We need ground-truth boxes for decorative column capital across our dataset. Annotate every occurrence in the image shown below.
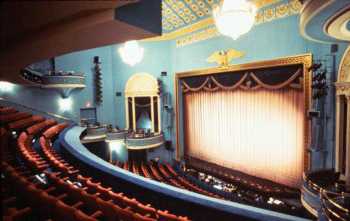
[335,82,350,96]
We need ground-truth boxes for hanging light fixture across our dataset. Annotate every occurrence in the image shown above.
[118,40,144,66]
[213,0,257,40]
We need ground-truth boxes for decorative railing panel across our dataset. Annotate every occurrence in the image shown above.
[126,134,164,149]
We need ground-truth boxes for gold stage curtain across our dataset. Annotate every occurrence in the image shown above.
[184,88,304,188]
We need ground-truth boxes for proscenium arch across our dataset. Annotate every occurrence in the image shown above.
[124,73,161,133]
[174,54,312,174]
[335,45,350,185]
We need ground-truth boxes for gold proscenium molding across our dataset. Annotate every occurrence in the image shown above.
[174,53,313,172]
[206,49,245,68]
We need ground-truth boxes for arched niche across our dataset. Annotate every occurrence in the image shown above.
[125,73,161,134]
[335,45,350,185]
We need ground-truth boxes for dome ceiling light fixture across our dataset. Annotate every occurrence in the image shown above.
[213,0,257,40]
[118,40,144,66]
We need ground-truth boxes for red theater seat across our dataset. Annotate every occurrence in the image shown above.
[0,112,31,124]
[8,115,45,130]
[158,210,190,221]
[3,207,32,221]
[74,210,99,221]
[119,207,135,221]
[135,203,158,218]
[96,197,125,221]
[134,212,157,221]
[0,107,17,115]
[26,119,57,135]
[53,200,78,221]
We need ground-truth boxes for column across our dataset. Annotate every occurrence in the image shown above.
[157,95,161,133]
[335,95,341,173]
[125,97,129,130]
[150,96,155,133]
[132,96,136,131]
[346,95,350,186]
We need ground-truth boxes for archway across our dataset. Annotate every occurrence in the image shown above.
[124,73,161,134]
[335,45,350,185]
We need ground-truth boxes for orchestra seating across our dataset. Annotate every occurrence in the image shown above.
[1,106,190,221]
[115,161,220,199]
[184,156,299,198]
[113,159,312,217]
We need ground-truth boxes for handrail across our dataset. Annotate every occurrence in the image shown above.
[320,188,350,221]
[321,189,350,213]
[0,97,73,122]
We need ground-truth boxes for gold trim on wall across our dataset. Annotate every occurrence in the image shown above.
[174,53,312,172]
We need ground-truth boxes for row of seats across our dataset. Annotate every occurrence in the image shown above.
[1,106,190,221]
[2,127,34,221]
[0,106,17,114]
[185,157,299,198]
[26,119,57,136]
[0,112,32,124]
[8,115,45,130]
[116,161,220,199]
[38,131,190,220]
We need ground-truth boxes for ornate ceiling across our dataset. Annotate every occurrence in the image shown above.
[153,0,302,46]
[162,0,282,33]
[300,0,350,43]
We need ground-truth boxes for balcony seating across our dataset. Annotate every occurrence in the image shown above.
[0,112,31,124]
[43,122,69,139]
[0,107,17,114]
[1,107,190,221]
[26,119,56,135]
[2,168,33,221]
[8,115,45,130]
[40,134,79,176]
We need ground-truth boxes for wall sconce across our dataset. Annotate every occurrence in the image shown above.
[0,81,15,93]
[58,97,72,112]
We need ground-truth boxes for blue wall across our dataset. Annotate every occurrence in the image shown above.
[55,45,116,125]
[110,41,173,130]
[1,4,348,168]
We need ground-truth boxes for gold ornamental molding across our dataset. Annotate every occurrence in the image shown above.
[206,49,245,67]
[324,6,350,42]
[335,82,350,96]
[338,45,350,82]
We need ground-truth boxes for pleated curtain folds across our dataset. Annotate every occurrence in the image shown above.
[184,88,304,188]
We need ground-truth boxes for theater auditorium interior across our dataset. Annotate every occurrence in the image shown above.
[0,0,349,220]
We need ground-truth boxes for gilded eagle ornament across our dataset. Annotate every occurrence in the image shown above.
[206,49,245,67]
